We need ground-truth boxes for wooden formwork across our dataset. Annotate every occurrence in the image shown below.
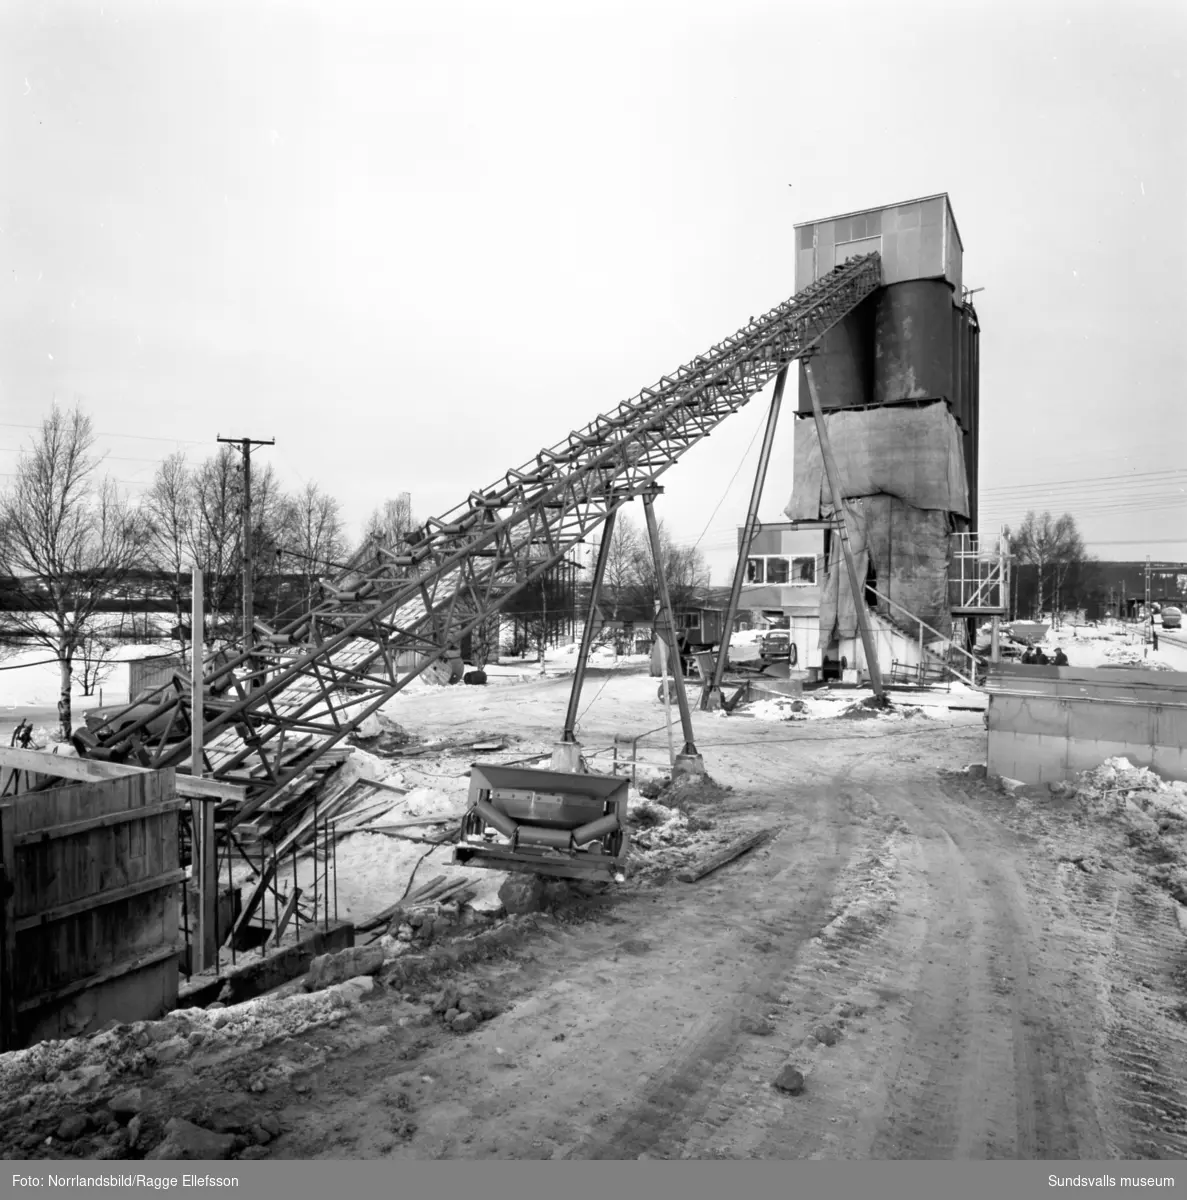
[0,770,184,1050]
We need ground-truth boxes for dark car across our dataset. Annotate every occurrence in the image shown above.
[78,671,237,753]
[758,630,792,661]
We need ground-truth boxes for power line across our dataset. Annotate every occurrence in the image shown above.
[980,468,1187,495]
[0,421,206,445]
[0,446,174,465]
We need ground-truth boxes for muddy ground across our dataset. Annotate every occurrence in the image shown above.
[3,669,1186,1161]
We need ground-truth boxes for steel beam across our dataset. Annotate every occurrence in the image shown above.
[703,364,789,710]
[562,505,620,743]
[803,360,885,700]
[82,255,882,808]
[641,490,699,759]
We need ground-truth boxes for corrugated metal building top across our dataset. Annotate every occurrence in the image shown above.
[794,193,963,298]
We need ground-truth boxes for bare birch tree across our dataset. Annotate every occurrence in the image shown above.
[281,481,348,609]
[144,451,195,665]
[0,405,148,739]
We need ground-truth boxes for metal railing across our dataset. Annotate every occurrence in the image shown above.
[949,531,1010,613]
[866,585,981,689]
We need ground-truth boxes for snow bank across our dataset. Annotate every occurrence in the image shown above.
[1069,756,1187,825]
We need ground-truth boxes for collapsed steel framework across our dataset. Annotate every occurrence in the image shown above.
[79,254,883,827]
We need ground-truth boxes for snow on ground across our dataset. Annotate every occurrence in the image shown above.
[736,683,985,724]
[0,642,174,710]
[1065,755,1187,826]
[1004,619,1184,673]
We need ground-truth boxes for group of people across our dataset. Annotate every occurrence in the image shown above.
[1021,645,1068,666]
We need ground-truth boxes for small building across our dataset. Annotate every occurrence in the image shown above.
[737,522,825,671]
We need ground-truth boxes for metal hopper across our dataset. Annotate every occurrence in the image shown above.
[453,763,630,880]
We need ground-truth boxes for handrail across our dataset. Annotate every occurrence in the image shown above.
[866,585,981,689]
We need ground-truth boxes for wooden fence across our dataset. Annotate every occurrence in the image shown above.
[0,769,184,1050]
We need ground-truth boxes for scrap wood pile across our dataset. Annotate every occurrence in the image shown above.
[221,732,512,861]
[357,873,480,944]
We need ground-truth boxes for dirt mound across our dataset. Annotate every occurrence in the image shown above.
[839,695,893,721]
[659,773,731,811]
[1071,757,1187,826]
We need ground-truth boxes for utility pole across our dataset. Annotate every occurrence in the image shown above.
[1145,556,1152,643]
[217,435,274,688]
[190,564,217,972]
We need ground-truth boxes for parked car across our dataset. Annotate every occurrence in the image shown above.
[1161,606,1182,630]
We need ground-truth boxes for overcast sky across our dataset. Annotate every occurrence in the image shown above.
[2,0,1184,584]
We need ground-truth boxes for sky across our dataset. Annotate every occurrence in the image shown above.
[2,0,1185,587]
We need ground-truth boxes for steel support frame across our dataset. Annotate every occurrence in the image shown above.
[703,364,790,710]
[562,505,620,743]
[83,255,883,816]
[803,360,886,700]
[641,489,698,758]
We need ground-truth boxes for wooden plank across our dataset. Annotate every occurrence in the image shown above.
[0,749,245,803]
[0,804,16,1051]
[360,815,455,832]
[14,942,180,1013]
[675,829,772,884]
[13,799,184,846]
[358,777,409,795]
[264,888,301,950]
[14,868,187,933]
[230,781,358,941]
[355,874,449,932]
[331,796,402,835]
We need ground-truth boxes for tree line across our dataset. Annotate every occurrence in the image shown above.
[0,404,715,738]
[0,404,419,739]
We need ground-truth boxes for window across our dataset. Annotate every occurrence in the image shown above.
[745,554,818,586]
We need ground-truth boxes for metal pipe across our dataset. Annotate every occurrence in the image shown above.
[259,843,267,957]
[313,795,320,930]
[181,855,191,981]
[705,365,789,709]
[804,361,885,700]
[332,821,338,924]
[572,812,619,846]
[292,845,299,943]
[225,839,233,971]
[641,491,699,755]
[563,506,620,741]
[474,799,518,841]
[516,826,576,850]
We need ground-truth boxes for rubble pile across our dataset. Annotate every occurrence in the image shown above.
[624,793,721,886]
[1062,757,1187,827]
[0,977,378,1160]
[1052,757,1187,909]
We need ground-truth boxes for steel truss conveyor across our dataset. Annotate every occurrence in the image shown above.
[80,254,882,827]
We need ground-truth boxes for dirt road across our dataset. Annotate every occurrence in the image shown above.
[5,671,1185,1162]
[243,713,1187,1161]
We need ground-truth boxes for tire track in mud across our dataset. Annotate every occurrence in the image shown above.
[1056,865,1187,1160]
[560,764,868,1160]
[693,811,934,1161]
[871,782,1109,1159]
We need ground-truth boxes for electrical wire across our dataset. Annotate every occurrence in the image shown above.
[690,410,766,551]
[399,828,460,901]
[0,421,207,446]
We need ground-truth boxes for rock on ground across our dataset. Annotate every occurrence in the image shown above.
[304,944,385,993]
[145,1118,237,1161]
[773,1065,805,1095]
[499,874,546,915]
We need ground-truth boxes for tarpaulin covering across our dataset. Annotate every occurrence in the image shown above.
[816,496,953,649]
[785,401,970,522]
